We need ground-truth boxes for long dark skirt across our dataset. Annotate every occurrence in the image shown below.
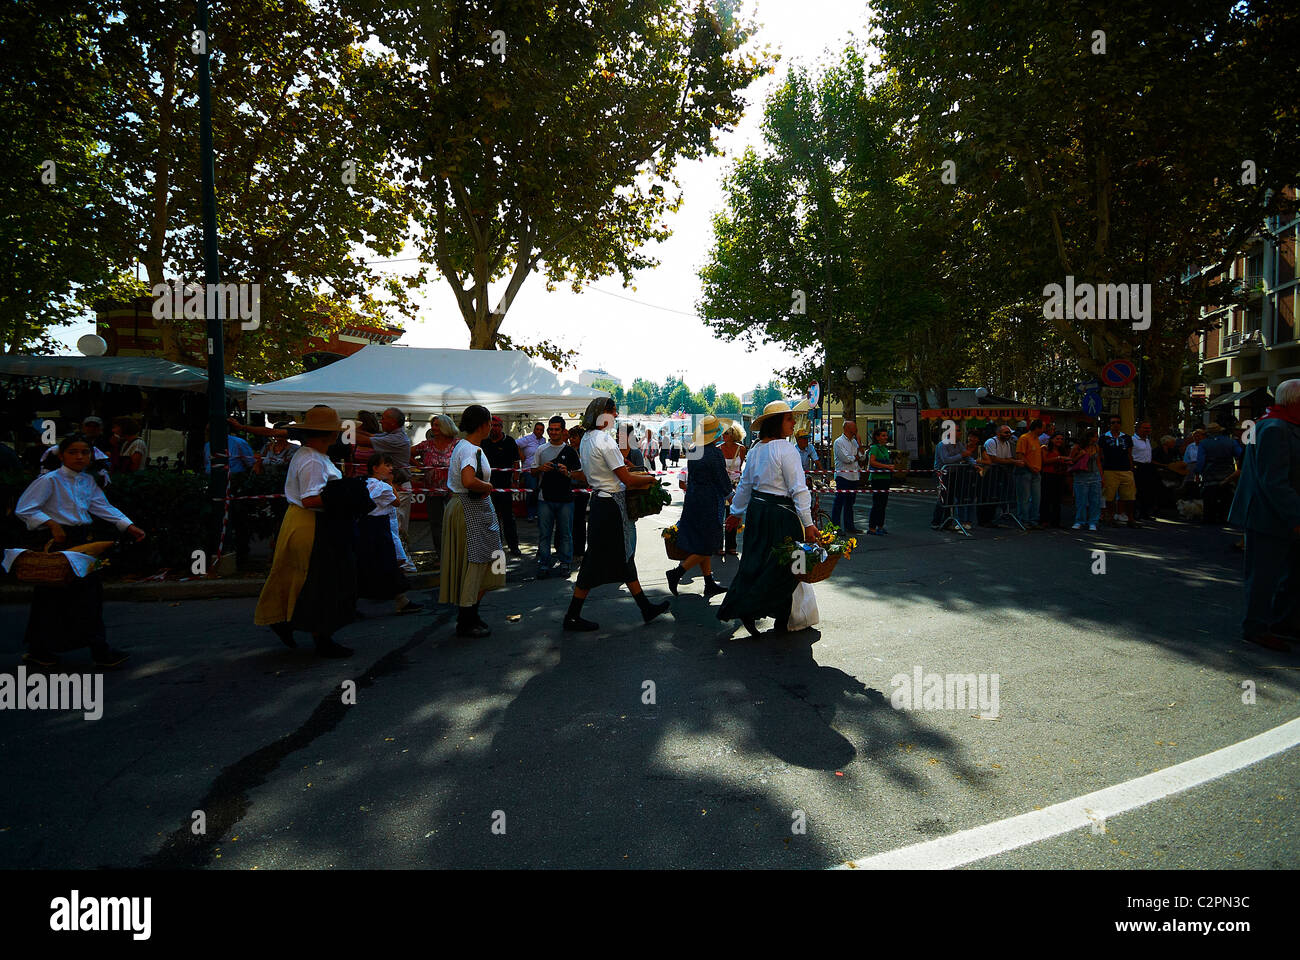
[23,525,107,654]
[293,511,359,637]
[717,492,801,624]
[576,495,636,590]
[355,514,409,601]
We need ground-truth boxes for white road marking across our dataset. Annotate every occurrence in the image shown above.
[839,716,1300,870]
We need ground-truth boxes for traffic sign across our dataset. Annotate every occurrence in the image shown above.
[1082,390,1103,416]
[1101,359,1137,387]
[1075,379,1101,394]
[808,381,820,408]
[1100,385,1133,399]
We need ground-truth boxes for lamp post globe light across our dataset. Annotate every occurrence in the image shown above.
[77,334,108,357]
[846,365,865,383]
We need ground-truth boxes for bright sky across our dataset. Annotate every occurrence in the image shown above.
[58,1,874,397]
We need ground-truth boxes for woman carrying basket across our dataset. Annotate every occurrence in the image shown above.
[718,400,818,637]
[563,397,671,632]
[13,434,146,667]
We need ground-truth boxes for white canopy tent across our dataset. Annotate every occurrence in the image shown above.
[246,344,607,418]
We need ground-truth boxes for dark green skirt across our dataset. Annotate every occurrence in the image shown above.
[717,492,802,623]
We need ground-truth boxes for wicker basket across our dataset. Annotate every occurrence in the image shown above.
[796,553,841,584]
[11,542,75,586]
[9,540,114,587]
[664,540,688,561]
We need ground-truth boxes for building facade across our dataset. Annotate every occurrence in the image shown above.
[1194,188,1299,422]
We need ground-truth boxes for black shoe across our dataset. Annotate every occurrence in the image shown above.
[455,623,491,638]
[313,638,353,658]
[508,547,522,558]
[666,566,683,596]
[271,623,297,648]
[740,617,761,637]
[563,615,599,632]
[92,647,130,668]
[641,599,670,624]
[397,600,423,614]
[773,617,790,634]
[702,579,727,599]
[22,651,59,669]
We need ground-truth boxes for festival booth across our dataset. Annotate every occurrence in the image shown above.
[246,345,608,519]
[0,354,251,468]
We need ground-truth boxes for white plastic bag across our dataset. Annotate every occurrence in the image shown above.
[788,582,820,630]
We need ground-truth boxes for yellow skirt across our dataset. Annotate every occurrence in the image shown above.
[254,504,316,625]
[439,496,505,606]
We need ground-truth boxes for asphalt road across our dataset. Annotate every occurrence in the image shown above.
[2,486,1297,869]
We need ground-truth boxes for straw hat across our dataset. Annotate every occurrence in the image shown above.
[693,415,732,446]
[286,405,343,434]
[751,398,810,426]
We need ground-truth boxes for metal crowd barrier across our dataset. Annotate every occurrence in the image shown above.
[934,463,1023,537]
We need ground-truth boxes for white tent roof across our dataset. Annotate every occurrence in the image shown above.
[246,344,607,417]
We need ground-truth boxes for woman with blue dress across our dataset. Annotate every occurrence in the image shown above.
[666,415,731,599]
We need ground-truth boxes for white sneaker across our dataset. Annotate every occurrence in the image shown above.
[1072,522,1083,529]
[1115,513,1129,523]
[1088,524,1099,531]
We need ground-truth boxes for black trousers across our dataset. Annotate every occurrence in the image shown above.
[1041,472,1067,527]
[490,489,519,551]
[23,525,111,656]
[427,493,446,555]
[1203,481,1234,525]
[572,490,589,556]
[1133,463,1159,519]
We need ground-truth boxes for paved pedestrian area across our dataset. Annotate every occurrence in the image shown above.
[2,489,1297,869]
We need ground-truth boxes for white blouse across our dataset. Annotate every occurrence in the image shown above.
[447,440,488,494]
[581,429,627,497]
[730,439,813,527]
[284,447,341,510]
[15,466,133,531]
[365,476,397,517]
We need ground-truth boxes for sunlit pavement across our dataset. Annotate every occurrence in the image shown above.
[3,488,1297,869]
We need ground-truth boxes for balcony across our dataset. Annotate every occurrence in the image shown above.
[1231,275,1267,297]
[1220,329,1263,355]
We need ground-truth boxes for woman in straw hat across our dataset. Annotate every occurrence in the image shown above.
[563,396,671,631]
[666,415,731,599]
[254,405,359,658]
[719,424,747,555]
[440,404,506,638]
[718,399,818,636]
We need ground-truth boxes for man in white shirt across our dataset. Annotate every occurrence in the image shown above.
[1131,421,1157,521]
[796,431,820,476]
[831,421,862,532]
[979,424,1021,526]
[1183,429,1205,478]
[517,421,546,520]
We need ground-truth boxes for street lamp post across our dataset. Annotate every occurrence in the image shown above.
[198,0,229,563]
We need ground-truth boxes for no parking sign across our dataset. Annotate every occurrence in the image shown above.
[1101,359,1137,387]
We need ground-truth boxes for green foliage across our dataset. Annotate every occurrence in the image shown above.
[0,2,118,355]
[102,469,214,574]
[871,0,1300,423]
[355,0,773,350]
[715,391,743,415]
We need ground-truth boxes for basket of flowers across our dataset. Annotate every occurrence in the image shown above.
[772,523,856,583]
[661,524,689,561]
